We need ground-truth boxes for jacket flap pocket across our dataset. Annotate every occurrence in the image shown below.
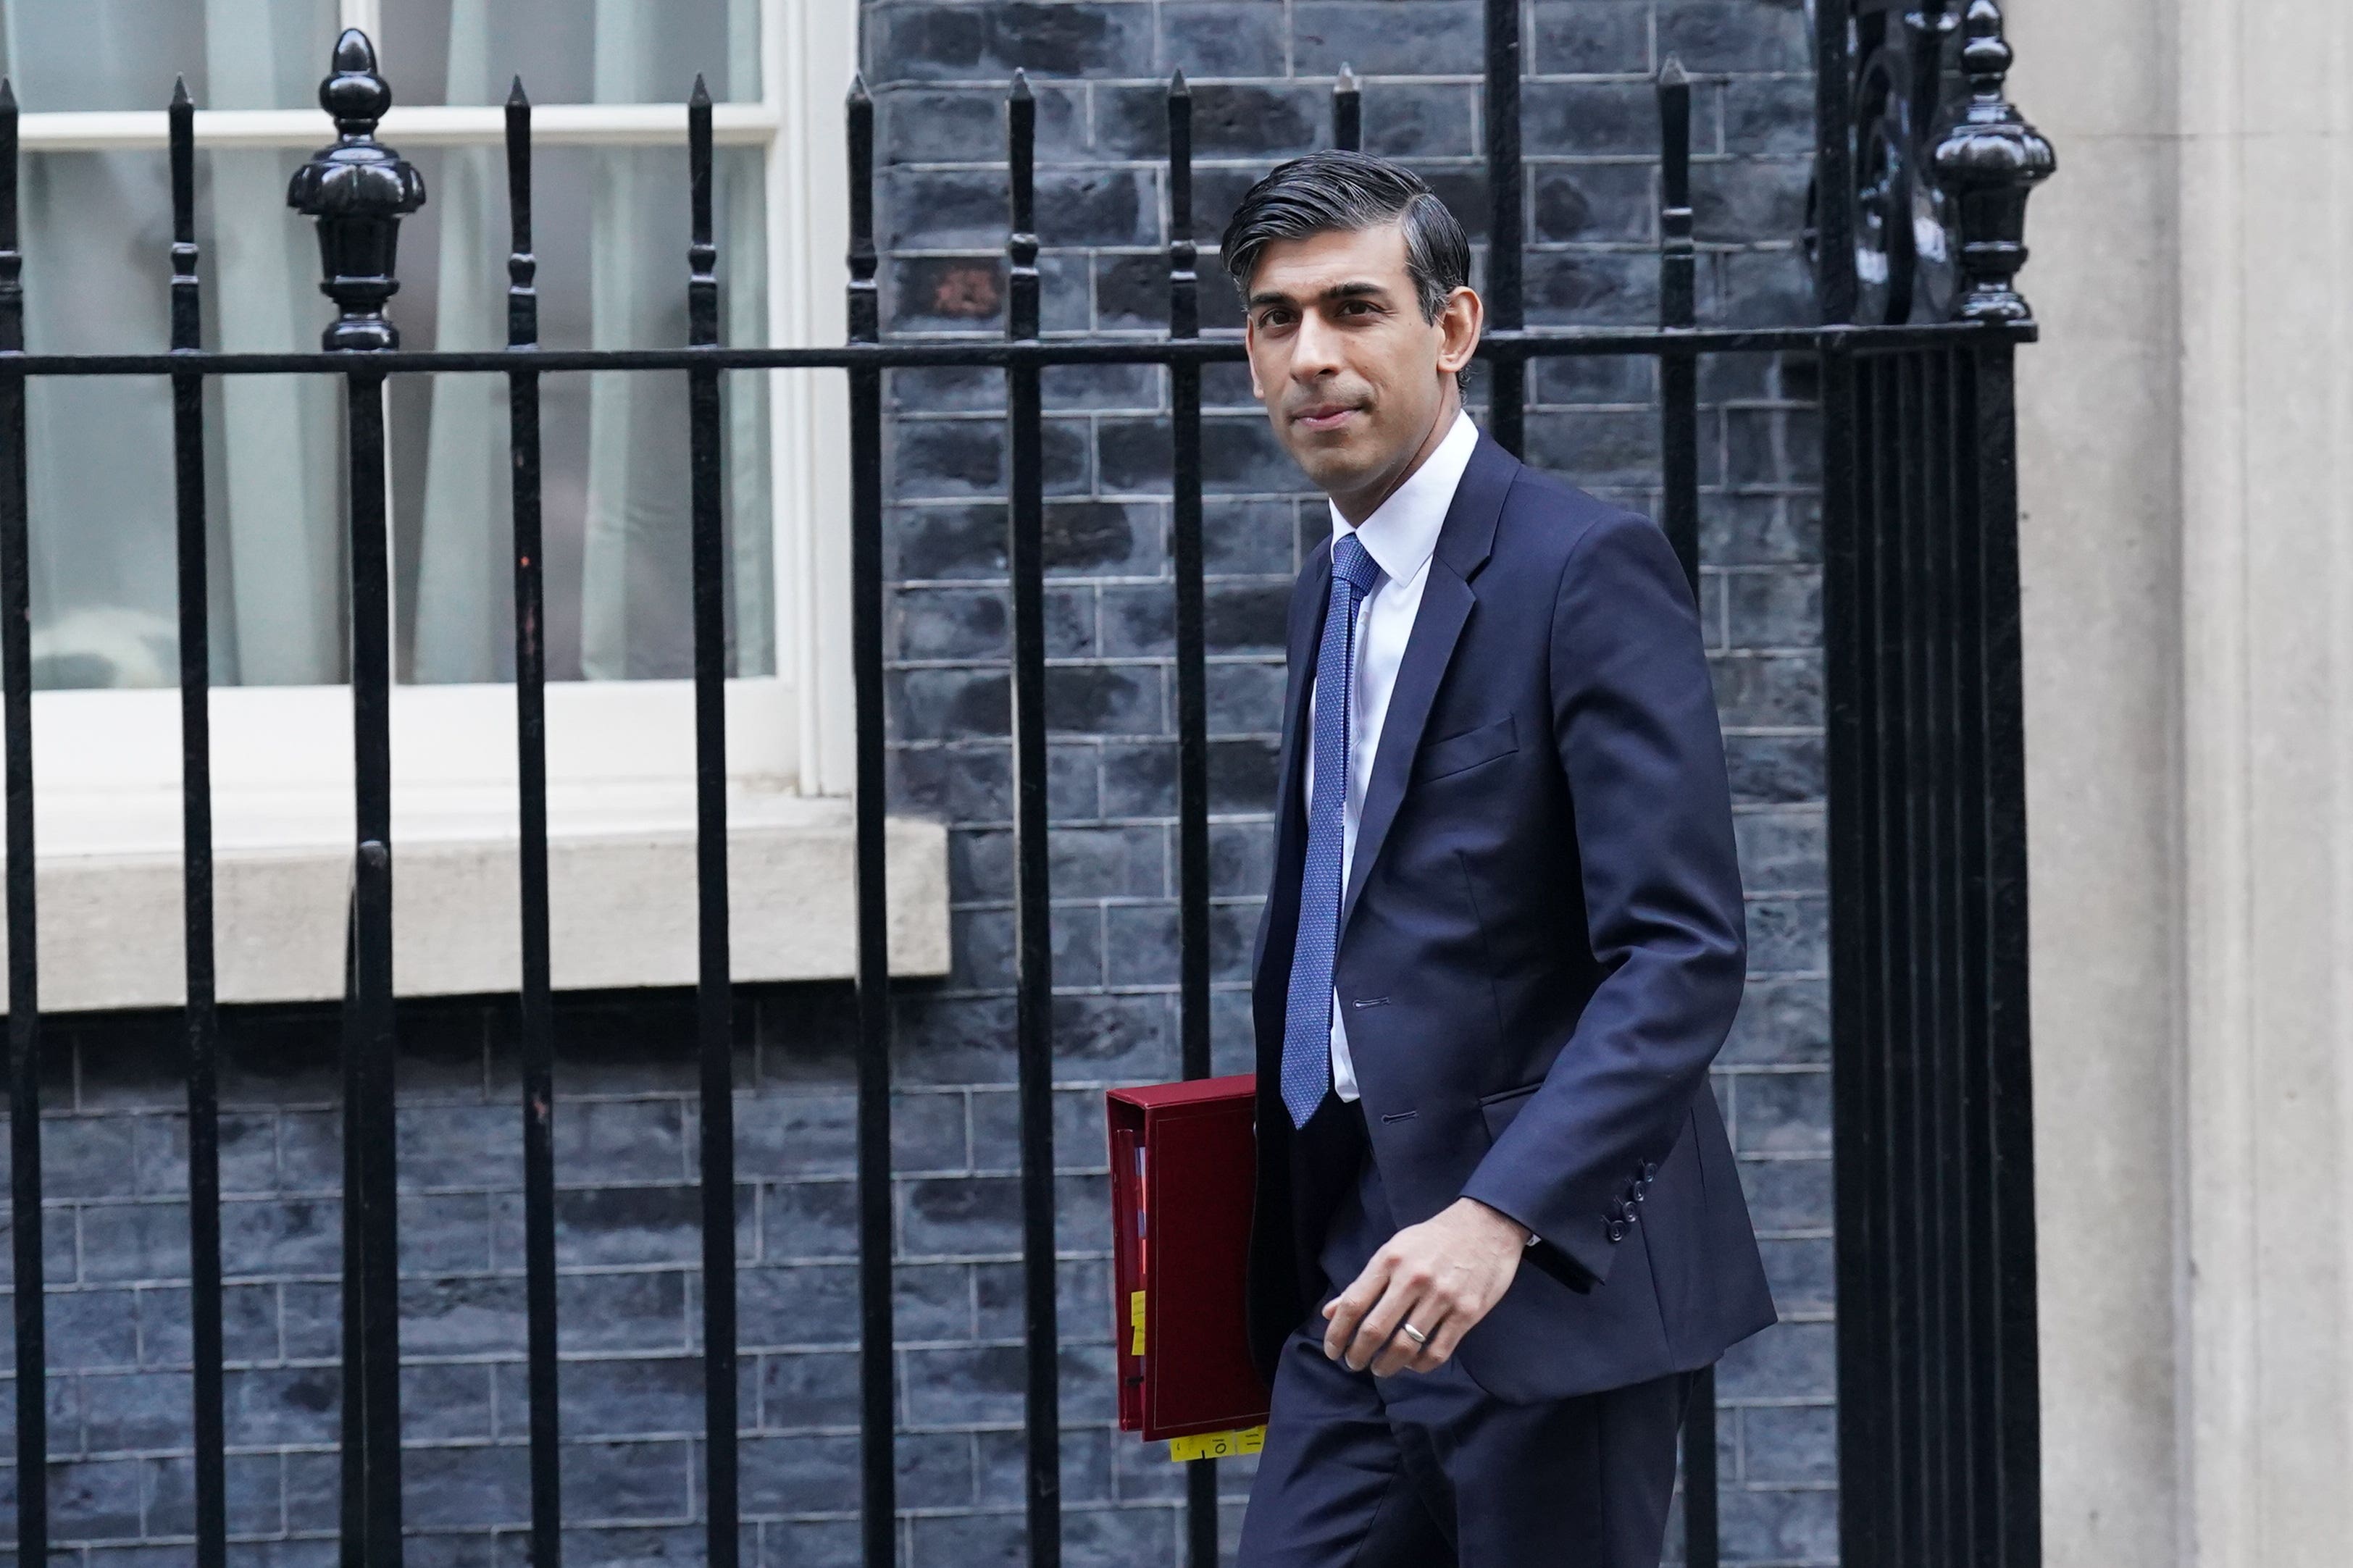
[1477,1079,1542,1139]
[1415,715,1518,782]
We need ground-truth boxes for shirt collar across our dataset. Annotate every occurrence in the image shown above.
[1329,410,1479,587]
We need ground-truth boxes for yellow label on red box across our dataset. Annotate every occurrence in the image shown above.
[1168,1425,1266,1462]
[1129,1290,1145,1355]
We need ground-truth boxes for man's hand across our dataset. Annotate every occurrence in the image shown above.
[1321,1197,1531,1376]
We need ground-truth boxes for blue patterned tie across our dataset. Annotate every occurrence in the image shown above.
[1282,534,1381,1129]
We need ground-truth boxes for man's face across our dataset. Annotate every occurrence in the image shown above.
[1242,221,1481,516]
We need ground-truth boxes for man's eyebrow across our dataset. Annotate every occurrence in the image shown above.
[1245,280,1393,310]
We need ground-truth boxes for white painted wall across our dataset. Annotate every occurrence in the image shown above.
[2005,0,2353,1561]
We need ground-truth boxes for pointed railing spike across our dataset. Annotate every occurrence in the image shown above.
[172,75,191,109]
[690,72,711,108]
[1168,69,1196,340]
[1657,56,1694,332]
[1333,64,1361,153]
[845,73,877,344]
[1011,67,1032,101]
[507,74,527,108]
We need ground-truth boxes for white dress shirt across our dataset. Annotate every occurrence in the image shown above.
[1304,410,1480,1102]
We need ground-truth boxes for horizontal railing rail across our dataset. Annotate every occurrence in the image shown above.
[0,321,2023,378]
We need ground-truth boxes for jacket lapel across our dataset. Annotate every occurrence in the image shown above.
[1340,434,1516,928]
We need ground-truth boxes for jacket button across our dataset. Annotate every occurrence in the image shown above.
[1607,1221,1627,1243]
[1632,1186,1645,1204]
[1643,1161,1658,1181]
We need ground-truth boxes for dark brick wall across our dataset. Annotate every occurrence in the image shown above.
[0,4,1831,1565]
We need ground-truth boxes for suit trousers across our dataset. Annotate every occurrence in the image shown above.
[1235,1093,1693,1568]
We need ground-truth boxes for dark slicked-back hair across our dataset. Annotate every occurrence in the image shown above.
[1221,151,1474,388]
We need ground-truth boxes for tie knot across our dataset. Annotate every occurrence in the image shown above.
[1332,533,1379,596]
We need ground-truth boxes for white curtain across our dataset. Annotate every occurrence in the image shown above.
[409,0,506,682]
[413,0,771,683]
[204,0,346,687]
[1,0,769,690]
[4,0,343,689]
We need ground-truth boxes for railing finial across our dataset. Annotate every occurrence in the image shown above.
[1930,0,2054,324]
[287,29,425,351]
[319,27,392,137]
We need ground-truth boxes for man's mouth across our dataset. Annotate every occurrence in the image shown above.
[1292,403,1361,432]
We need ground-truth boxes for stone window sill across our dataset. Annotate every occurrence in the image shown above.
[1,787,948,1013]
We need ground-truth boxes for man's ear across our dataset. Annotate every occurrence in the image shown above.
[1437,285,1484,380]
[1245,318,1266,401]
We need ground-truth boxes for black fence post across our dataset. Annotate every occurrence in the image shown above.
[1164,67,1226,1568]
[845,70,901,1568]
[1483,0,1524,456]
[1652,60,1720,1566]
[285,31,424,1564]
[0,70,45,1568]
[168,75,229,1568]
[1821,331,1872,1568]
[1004,70,1063,1568]
[503,73,566,1568]
[680,75,744,1568]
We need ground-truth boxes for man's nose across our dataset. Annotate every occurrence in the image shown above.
[1290,312,1345,380]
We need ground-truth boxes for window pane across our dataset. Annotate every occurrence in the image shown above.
[388,143,772,684]
[376,0,760,107]
[19,138,773,692]
[0,0,340,112]
[22,147,348,692]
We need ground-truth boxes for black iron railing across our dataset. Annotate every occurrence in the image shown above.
[0,3,2051,1565]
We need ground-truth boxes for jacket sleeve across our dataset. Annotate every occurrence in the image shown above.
[1456,508,1747,1288]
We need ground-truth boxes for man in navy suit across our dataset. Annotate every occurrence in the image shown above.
[1228,153,1776,1567]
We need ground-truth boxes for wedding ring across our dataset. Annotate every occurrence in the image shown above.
[1400,1322,1428,1346]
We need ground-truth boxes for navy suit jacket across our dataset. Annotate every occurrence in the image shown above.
[1246,432,1776,1404]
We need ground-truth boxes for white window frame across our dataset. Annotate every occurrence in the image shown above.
[0,0,935,1008]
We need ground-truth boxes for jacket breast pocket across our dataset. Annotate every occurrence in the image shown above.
[1413,715,1518,784]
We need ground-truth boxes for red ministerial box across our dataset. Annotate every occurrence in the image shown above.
[1106,1073,1271,1442]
